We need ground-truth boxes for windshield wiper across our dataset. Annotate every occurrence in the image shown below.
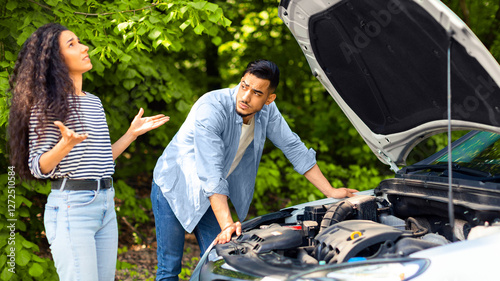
[401,164,491,178]
[477,175,500,182]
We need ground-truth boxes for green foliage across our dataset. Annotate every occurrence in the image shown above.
[0,0,230,279]
[1,0,500,278]
[221,0,392,216]
[179,253,199,281]
[114,179,150,224]
[0,173,58,280]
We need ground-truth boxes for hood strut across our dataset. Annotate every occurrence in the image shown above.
[446,28,456,242]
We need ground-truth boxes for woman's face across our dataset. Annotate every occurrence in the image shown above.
[58,30,92,75]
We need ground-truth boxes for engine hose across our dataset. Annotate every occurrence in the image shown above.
[320,201,354,232]
[297,248,319,265]
[406,217,429,237]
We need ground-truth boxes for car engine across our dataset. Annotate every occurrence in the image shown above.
[213,185,500,277]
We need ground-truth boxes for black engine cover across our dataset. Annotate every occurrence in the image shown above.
[313,220,407,263]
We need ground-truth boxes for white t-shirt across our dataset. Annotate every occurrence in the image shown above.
[227,117,255,178]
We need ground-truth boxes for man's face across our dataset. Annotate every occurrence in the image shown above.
[236,73,276,124]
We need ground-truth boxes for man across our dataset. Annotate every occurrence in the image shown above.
[151,59,357,281]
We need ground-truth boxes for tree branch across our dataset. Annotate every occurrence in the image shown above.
[73,3,160,16]
[27,0,51,11]
[121,216,150,246]
[27,0,160,17]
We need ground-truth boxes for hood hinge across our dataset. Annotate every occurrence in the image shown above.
[378,150,399,173]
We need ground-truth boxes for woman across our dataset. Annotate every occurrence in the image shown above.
[8,23,169,280]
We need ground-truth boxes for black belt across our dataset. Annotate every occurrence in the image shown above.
[51,178,113,191]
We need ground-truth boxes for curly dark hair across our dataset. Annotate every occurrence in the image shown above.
[8,23,77,180]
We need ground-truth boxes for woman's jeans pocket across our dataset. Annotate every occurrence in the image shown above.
[43,205,59,245]
[67,190,97,207]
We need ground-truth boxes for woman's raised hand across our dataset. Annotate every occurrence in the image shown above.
[127,108,170,137]
[54,121,88,148]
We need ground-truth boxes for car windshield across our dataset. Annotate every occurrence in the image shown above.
[432,131,500,176]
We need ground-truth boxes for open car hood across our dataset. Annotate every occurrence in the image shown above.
[279,0,500,169]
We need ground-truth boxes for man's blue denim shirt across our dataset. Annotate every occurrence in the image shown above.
[153,85,317,232]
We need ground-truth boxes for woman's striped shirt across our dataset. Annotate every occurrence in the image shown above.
[28,92,115,179]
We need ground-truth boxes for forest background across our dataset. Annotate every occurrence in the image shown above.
[0,0,499,280]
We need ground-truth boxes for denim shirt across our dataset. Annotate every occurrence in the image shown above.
[153,85,316,232]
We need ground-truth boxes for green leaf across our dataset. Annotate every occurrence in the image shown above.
[189,1,207,10]
[179,6,189,15]
[45,0,60,6]
[109,44,123,56]
[17,27,36,46]
[70,0,85,7]
[193,24,205,35]
[123,80,136,90]
[22,196,32,208]
[16,250,31,266]
[208,9,222,23]
[0,254,6,268]
[175,100,191,112]
[123,31,134,41]
[223,18,232,27]
[17,220,27,231]
[211,36,222,46]
[34,181,51,195]
[0,27,9,40]
[149,16,161,24]
[179,20,191,31]
[163,12,174,23]
[31,255,45,263]
[124,69,138,79]
[6,0,18,11]
[22,239,36,249]
[28,263,44,277]
[125,41,138,53]
[205,3,219,13]
[148,29,162,40]
[18,207,30,217]
[0,267,14,281]
[153,39,163,49]
[120,54,132,63]
[117,22,130,32]
[137,25,148,36]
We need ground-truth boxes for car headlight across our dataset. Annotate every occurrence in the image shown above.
[291,259,429,281]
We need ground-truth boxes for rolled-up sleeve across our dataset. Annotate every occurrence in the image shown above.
[265,103,317,175]
[28,112,59,179]
[194,102,231,198]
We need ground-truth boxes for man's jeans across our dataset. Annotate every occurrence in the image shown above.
[151,181,220,281]
[44,187,118,281]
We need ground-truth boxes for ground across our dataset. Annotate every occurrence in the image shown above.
[115,233,201,281]
[113,179,202,280]
[37,208,201,281]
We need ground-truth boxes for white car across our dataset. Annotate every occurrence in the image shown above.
[191,0,500,280]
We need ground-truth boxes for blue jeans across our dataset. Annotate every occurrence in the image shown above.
[151,181,220,281]
[44,187,118,281]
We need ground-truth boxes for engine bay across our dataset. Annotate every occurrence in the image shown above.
[214,180,500,277]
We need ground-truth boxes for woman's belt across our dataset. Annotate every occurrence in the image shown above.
[51,178,113,190]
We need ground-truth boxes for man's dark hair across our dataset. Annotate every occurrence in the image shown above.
[242,59,280,92]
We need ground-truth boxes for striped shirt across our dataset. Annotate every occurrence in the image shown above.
[28,92,115,179]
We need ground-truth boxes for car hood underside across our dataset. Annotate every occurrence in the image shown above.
[279,0,500,166]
